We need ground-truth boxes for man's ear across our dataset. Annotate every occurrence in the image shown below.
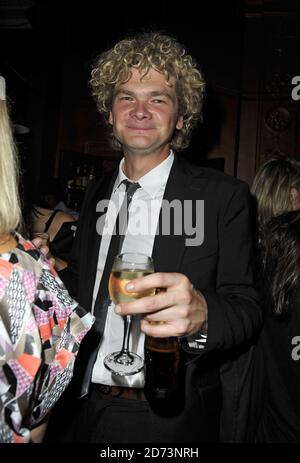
[108,111,113,125]
[176,115,183,130]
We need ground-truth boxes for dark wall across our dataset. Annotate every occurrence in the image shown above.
[0,0,66,185]
[1,0,300,188]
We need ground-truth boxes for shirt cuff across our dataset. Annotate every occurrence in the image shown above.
[186,333,207,350]
[186,320,208,350]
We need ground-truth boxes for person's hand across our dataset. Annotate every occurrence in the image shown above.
[31,237,56,268]
[30,421,48,443]
[115,272,208,338]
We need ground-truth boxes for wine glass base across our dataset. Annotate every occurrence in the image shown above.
[104,351,144,376]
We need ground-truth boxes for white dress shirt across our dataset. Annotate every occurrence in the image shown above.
[91,152,174,387]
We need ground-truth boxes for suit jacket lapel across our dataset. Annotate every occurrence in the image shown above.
[152,157,209,273]
[152,157,188,273]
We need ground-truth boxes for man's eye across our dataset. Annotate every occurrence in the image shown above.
[152,99,166,104]
[120,96,133,101]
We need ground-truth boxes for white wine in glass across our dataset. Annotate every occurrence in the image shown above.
[104,252,155,376]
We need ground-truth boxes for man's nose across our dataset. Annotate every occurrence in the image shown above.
[131,101,151,119]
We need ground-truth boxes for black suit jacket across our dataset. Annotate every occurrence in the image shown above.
[60,156,262,441]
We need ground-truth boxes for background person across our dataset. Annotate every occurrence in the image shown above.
[254,210,300,442]
[35,177,79,219]
[23,178,77,271]
[250,155,300,442]
[251,155,300,227]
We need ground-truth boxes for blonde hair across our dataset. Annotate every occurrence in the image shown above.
[251,155,300,226]
[89,32,205,152]
[0,99,21,236]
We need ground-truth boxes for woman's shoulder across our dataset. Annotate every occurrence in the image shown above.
[54,210,76,224]
[50,210,76,239]
[32,206,52,217]
[30,206,53,233]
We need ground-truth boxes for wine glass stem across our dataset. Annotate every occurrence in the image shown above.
[121,315,132,354]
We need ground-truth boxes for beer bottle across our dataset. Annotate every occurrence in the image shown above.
[144,335,181,403]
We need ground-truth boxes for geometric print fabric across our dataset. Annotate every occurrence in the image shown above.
[0,233,94,443]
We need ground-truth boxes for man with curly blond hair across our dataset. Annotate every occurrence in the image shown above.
[47,32,261,443]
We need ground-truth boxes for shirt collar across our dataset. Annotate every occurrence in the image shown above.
[113,151,174,199]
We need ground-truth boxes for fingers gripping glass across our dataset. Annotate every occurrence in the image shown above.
[104,253,154,376]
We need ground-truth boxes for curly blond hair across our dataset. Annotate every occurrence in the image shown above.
[89,32,205,152]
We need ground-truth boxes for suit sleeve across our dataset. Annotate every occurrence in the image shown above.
[182,181,262,355]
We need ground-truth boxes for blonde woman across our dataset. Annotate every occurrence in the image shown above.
[0,76,94,443]
[251,155,300,227]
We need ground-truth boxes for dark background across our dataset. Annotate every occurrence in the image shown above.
[1,0,300,195]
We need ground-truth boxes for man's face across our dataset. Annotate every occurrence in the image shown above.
[109,68,183,156]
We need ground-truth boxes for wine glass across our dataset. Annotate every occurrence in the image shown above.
[104,252,155,376]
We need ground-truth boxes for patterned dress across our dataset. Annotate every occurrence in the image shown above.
[0,234,94,443]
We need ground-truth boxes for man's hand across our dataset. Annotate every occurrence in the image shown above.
[115,272,208,338]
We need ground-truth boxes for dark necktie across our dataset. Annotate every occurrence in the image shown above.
[77,179,141,397]
[95,179,141,318]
